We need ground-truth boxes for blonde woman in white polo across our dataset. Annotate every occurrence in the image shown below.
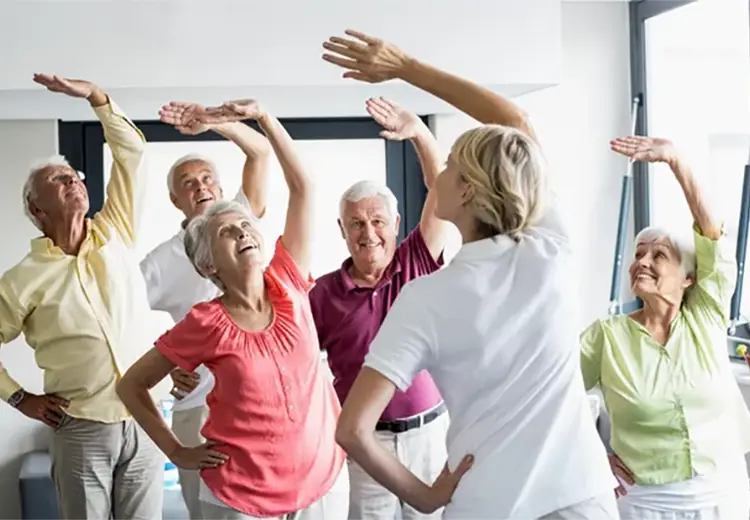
[323,29,617,519]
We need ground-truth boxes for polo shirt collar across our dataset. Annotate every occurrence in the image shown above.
[452,234,517,263]
[339,255,403,292]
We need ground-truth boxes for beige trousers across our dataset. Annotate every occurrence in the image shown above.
[172,404,210,520]
[52,415,163,519]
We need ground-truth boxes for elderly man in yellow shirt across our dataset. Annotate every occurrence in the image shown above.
[581,135,750,519]
[0,74,162,519]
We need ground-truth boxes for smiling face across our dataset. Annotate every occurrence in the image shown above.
[206,211,264,283]
[170,159,223,220]
[629,237,693,303]
[29,165,89,228]
[339,195,399,274]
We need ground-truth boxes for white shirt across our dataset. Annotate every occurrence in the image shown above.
[140,191,256,411]
[365,204,617,519]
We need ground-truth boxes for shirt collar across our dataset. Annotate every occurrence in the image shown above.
[30,219,94,257]
[339,255,403,292]
[451,234,517,263]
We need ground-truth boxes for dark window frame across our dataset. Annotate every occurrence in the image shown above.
[58,117,429,242]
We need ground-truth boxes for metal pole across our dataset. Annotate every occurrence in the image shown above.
[608,95,642,316]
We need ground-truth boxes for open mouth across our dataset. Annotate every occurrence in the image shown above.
[359,242,381,250]
[237,242,259,254]
[196,196,214,205]
[635,272,656,282]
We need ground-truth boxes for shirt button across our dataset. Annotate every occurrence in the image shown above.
[288,405,294,411]
[373,291,378,296]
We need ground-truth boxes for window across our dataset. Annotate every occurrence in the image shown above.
[637,0,750,355]
[59,118,428,278]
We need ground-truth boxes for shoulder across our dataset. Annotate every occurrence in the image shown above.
[171,300,223,333]
[310,269,341,298]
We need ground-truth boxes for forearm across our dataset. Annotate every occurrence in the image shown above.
[117,380,181,457]
[341,433,435,513]
[94,95,145,161]
[669,157,721,240]
[258,115,312,195]
[212,122,271,160]
[399,59,533,137]
[410,128,442,190]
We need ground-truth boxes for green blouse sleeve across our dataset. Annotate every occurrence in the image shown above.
[580,320,605,391]
[687,224,737,326]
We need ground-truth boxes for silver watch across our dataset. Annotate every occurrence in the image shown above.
[7,389,25,408]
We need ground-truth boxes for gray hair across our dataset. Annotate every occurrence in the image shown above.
[184,199,261,291]
[167,153,219,194]
[339,180,399,227]
[634,226,696,277]
[23,155,76,231]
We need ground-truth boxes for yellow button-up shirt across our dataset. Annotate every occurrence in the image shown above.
[581,228,750,485]
[0,100,152,423]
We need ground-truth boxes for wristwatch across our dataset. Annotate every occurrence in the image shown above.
[7,389,26,408]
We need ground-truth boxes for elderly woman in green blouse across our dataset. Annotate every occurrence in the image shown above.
[581,135,750,519]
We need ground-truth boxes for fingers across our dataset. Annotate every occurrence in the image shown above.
[610,455,635,485]
[366,97,393,120]
[452,454,474,480]
[344,29,380,45]
[47,395,70,408]
[615,485,627,498]
[322,53,360,71]
[342,71,374,83]
[328,36,369,54]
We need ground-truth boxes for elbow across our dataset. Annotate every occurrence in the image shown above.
[289,177,314,197]
[335,416,368,453]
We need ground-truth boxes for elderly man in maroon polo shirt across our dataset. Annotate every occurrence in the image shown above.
[309,97,449,520]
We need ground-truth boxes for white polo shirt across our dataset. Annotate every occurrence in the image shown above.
[140,191,257,412]
[365,203,617,519]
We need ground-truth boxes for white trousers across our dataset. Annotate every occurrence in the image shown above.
[539,493,620,520]
[348,412,449,520]
[172,404,210,520]
[617,490,750,520]
[199,464,350,520]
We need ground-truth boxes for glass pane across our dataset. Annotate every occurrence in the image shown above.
[104,139,387,278]
[645,2,750,312]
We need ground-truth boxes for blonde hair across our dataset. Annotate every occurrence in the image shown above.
[451,125,547,240]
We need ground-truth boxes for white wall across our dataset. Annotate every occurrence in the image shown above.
[433,1,633,331]
[0,0,561,120]
[0,121,58,520]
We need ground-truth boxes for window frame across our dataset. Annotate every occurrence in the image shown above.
[58,117,429,243]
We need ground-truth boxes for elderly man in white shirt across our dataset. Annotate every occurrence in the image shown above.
[326,30,618,519]
[139,100,271,519]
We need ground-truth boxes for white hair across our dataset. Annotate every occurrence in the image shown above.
[167,153,219,194]
[184,199,261,291]
[339,180,399,227]
[23,155,75,231]
[635,226,696,277]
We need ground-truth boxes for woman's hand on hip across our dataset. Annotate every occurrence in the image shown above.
[416,454,474,513]
[170,441,229,470]
[608,453,635,497]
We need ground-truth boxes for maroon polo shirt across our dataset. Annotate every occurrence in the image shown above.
[309,227,444,421]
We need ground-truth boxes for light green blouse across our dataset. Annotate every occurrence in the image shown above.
[580,228,750,485]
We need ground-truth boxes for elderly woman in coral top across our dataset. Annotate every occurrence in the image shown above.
[581,136,750,519]
[117,100,348,520]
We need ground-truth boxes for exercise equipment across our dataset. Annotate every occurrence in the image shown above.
[608,95,642,316]
[727,153,750,358]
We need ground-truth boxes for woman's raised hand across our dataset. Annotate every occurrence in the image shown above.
[322,29,411,83]
[610,136,678,165]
